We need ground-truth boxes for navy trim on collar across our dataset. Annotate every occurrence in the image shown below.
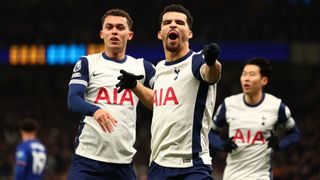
[102,52,127,63]
[243,93,265,107]
[164,50,193,66]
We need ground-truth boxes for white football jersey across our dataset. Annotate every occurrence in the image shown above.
[150,51,217,168]
[212,93,296,180]
[69,52,153,164]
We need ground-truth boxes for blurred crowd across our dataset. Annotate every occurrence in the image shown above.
[0,0,319,45]
[0,63,319,180]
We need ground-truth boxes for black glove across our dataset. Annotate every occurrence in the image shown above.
[116,69,144,93]
[267,131,280,151]
[202,43,221,67]
[222,136,238,153]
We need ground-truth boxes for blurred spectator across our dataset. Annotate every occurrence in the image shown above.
[0,0,319,44]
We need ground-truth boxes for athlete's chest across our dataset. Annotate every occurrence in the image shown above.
[153,62,199,106]
[227,105,278,144]
[227,109,277,130]
[88,59,142,87]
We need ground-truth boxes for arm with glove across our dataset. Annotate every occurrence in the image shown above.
[267,125,300,151]
[201,43,222,84]
[209,129,238,153]
[116,70,154,110]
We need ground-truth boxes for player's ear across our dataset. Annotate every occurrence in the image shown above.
[157,31,162,40]
[187,30,193,39]
[100,31,104,39]
[261,76,268,86]
[128,31,134,41]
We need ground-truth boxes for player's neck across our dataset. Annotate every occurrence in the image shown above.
[244,91,263,105]
[104,50,125,60]
[21,132,37,141]
[165,46,190,62]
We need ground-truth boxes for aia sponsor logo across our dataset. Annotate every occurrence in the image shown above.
[233,129,265,144]
[153,87,179,106]
[95,88,134,105]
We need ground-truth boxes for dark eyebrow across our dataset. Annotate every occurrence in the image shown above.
[105,23,126,26]
[162,19,172,23]
[175,19,185,24]
[104,23,127,29]
[162,19,186,24]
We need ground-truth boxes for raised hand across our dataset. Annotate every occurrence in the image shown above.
[116,69,144,93]
[202,43,221,67]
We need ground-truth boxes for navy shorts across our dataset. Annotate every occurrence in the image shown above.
[67,154,136,180]
[148,161,213,180]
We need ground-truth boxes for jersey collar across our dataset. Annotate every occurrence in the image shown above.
[164,50,193,66]
[243,92,265,107]
[102,52,127,63]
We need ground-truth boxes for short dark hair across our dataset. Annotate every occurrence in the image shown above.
[243,57,272,80]
[101,9,133,30]
[20,118,39,132]
[159,4,193,29]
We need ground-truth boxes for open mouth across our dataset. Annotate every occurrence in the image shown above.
[110,37,119,41]
[168,32,178,40]
[243,84,250,89]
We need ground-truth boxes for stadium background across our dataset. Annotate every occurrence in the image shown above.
[0,0,319,179]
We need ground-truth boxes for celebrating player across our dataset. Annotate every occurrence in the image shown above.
[116,4,222,179]
[67,9,155,180]
[209,57,300,179]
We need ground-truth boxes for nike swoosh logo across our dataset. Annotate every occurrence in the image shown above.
[93,72,104,76]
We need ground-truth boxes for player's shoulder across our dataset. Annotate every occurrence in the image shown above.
[74,53,100,66]
[17,142,26,150]
[264,93,282,104]
[155,59,166,68]
[30,140,46,150]
[85,53,103,61]
[17,141,33,153]
[125,54,138,61]
[124,55,148,63]
[224,93,243,104]
[192,50,202,56]
[186,50,201,62]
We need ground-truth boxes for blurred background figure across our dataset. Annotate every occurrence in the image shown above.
[15,118,47,180]
[209,57,300,179]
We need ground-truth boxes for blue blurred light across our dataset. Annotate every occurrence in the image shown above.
[47,44,87,65]
[47,44,57,65]
[68,44,86,64]
[0,47,9,64]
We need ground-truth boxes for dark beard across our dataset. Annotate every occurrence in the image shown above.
[166,42,180,52]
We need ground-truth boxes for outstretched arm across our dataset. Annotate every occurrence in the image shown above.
[132,82,154,110]
[201,43,222,84]
[116,70,154,110]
